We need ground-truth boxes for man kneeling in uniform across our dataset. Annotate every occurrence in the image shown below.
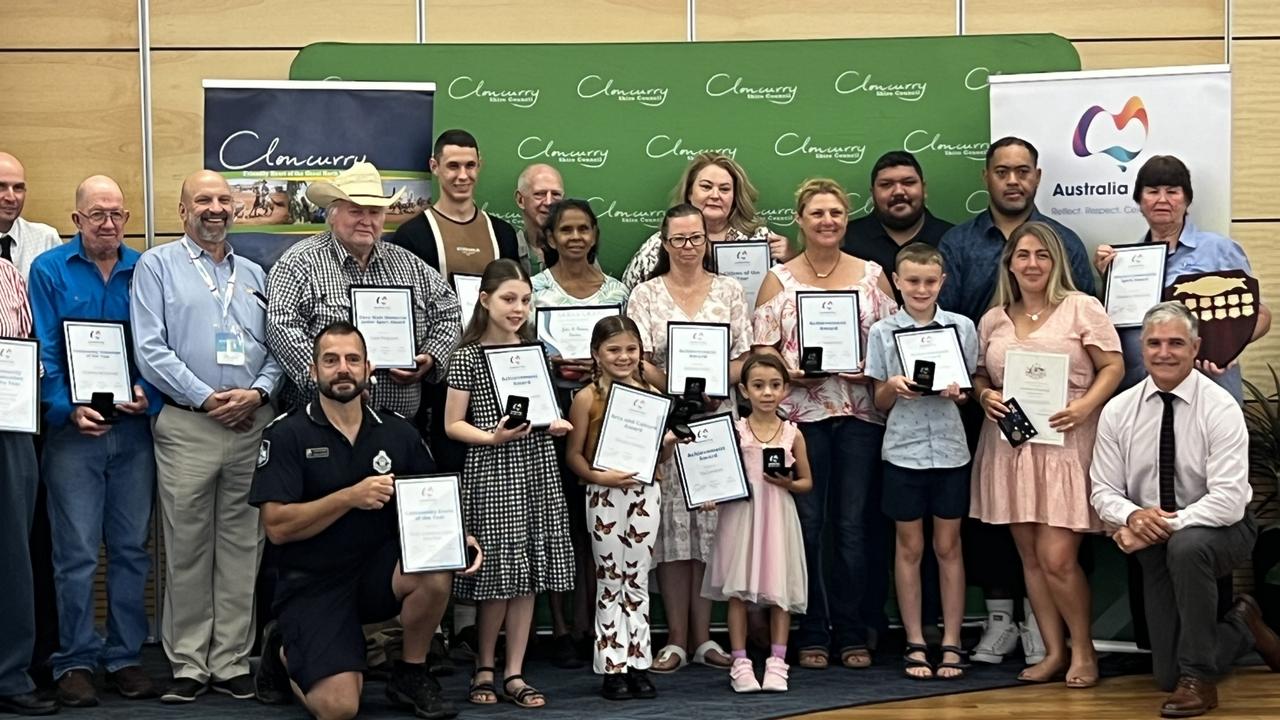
[250,321,481,720]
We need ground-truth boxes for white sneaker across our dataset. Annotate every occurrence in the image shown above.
[1020,607,1047,665]
[971,611,1019,664]
[729,658,761,693]
[761,657,789,693]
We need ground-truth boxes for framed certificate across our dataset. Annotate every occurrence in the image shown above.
[591,382,674,485]
[666,322,731,398]
[795,291,862,373]
[0,337,40,434]
[1001,350,1070,447]
[535,304,621,361]
[482,343,562,428]
[452,273,483,329]
[350,286,417,370]
[395,474,467,573]
[893,325,973,392]
[713,241,770,311]
[675,412,750,510]
[1104,243,1168,328]
[62,320,132,405]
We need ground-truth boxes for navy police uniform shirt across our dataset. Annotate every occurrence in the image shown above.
[248,398,435,575]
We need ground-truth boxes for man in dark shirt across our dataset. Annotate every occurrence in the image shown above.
[249,322,481,720]
[938,136,1097,323]
[843,151,953,306]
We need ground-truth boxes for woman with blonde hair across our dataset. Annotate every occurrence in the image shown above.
[621,152,789,287]
[971,221,1123,688]
[752,178,896,670]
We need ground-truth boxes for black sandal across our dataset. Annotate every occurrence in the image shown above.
[469,666,497,705]
[903,642,934,680]
[502,674,546,708]
[937,645,969,680]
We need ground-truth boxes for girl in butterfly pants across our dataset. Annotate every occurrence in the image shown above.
[587,482,661,674]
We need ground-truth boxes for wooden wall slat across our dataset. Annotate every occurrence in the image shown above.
[425,0,687,42]
[965,0,1223,39]
[1234,0,1280,38]
[0,52,144,236]
[6,1,139,50]
[1073,39,1225,69]
[149,0,417,48]
[149,50,298,236]
[695,0,955,40]
[1232,41,1280,221]
[1233,222,1280,383]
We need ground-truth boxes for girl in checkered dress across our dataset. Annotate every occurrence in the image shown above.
[444,259,575,709]
[566,316,680,700]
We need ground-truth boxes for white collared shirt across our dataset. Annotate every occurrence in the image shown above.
[1090,371,1252,532]
[1,216,63,279]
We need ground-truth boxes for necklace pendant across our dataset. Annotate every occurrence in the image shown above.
[1029,312,1040,321]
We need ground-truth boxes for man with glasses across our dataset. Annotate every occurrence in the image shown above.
[27,176,162,707]
[513,163,564,276]
[131,170,283,703]
[0,152,61,279]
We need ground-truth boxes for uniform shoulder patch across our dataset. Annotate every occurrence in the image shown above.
[257,439,271,467]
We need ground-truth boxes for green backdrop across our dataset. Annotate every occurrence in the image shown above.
[290,35,1079,275]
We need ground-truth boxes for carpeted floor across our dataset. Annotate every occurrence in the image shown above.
[30,644,1099,719]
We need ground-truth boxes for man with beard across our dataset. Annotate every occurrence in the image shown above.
[939,137,1096,321]
[28,176,162,707]
[843,151,953,306]
[131,170,283,703]
[250,322,482,720]
[513,163,564,276]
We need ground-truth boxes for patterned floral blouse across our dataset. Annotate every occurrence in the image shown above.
[752,262,897,425]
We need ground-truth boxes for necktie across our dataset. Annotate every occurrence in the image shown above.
[0,236,12,262]
[1157,392,1178,512]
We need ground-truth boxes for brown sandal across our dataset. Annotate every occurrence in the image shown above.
[840,647,872,669]
[798,648,829,669]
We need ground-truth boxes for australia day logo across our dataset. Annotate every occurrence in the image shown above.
[518,136,609,169]
[834,70,926,102]
[1072,96,1149,171]
[577,74,668,107]
[447,75,540,109]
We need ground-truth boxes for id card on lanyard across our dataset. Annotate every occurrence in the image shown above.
[185,238,245,366]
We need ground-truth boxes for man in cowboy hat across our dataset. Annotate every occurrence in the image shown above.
[266,162,461,417]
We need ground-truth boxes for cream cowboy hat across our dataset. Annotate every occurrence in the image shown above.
[305,162,405,208]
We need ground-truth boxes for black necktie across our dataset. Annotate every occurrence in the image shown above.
[0,236,12,262]
[1157,392,1178,512]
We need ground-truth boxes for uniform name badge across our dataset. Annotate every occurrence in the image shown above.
[216,327,246,366]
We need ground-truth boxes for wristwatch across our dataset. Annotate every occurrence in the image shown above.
[254,388,270,406]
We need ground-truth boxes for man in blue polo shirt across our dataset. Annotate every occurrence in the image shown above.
[27,176,162,708]
[938,136,1096,322]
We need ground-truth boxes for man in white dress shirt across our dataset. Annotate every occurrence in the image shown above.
[0,152,62,278]
[1091,301,1280,718]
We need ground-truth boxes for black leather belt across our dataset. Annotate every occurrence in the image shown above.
[162,395,207,413]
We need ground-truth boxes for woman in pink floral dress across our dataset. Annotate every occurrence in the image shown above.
[752,178,897,670]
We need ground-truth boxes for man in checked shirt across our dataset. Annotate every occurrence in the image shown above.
[267,162,461,419]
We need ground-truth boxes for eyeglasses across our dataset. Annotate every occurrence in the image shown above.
[665,233,707,248]
[78,210,129,226]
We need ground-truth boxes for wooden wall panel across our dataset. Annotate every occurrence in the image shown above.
[696,0,954,40]
[1232,222,1280,383]
[1073,40,1225,69]
[425,0,686,42]
[149,0,417,48]
[966,0,1222,39]
[7,1,138,49]
[1234,0,1280,37]
[1232,41,1280,221]
[149,50,297,236]
[0,52,144,236]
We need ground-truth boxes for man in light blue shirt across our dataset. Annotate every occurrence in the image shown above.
[131,170,282,704]
[28,175,161,707]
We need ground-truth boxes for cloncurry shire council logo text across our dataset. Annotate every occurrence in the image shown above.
[448,76,540,109]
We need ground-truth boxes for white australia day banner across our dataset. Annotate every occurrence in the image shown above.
[988,65,1230,254]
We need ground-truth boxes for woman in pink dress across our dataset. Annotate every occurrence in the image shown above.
[971,221,1123,688]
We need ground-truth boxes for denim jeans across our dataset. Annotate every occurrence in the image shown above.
[794,416,885,652]
[0,433,39,695]
[43,416,155,677]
